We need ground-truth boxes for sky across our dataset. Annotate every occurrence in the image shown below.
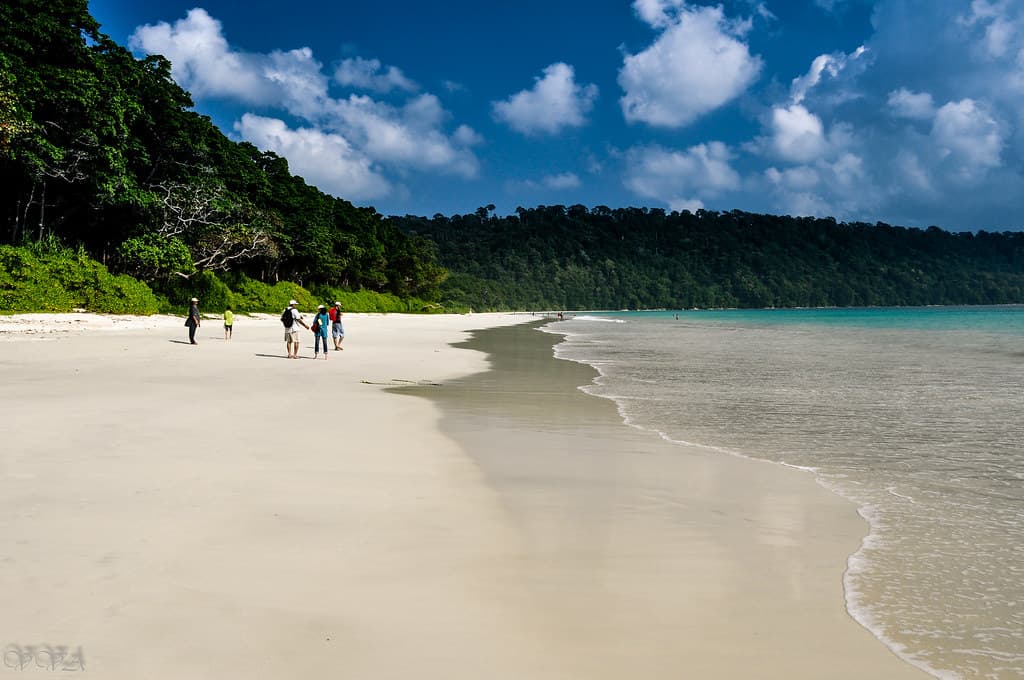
[86,0,1024,230]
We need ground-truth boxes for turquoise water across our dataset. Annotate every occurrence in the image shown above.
[547,306,1024,680]
[589,305,1024,334]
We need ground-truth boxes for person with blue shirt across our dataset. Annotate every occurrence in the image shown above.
[312,304,331,360]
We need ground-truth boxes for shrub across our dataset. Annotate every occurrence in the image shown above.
[0,244,159,314]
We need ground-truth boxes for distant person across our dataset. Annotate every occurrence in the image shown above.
[312,304,331,360]
[329,301,345,351]
[224,307,234,340]
[282,299,309,359]
[185,297,200,345]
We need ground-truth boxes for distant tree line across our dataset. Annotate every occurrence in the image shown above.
[391,205,1024,310]
[0,0,446,309]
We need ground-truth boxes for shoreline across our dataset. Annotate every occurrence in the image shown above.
[540,323,941,679]
[410,322,930,679]
[1,312,929,678]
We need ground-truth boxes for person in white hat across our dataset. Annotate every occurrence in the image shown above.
[185,297,200,345]
[282,299,309,359]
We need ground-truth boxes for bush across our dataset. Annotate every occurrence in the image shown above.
[0,241,452,316]
[313,285,443,313]
[156,270,233,313]
[0,244,160,314]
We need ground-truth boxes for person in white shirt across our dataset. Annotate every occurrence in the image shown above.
[283,299,309,359]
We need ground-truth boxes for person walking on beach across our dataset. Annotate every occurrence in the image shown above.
[224,307,234,340]
[312,305,331,360]
[185,297,200,345]
[282,299,310,359]
[329,301,345,351]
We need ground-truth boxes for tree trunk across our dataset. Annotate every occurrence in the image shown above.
[37,180,46,241]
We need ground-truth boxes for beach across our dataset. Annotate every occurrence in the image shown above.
[0,312,927,679]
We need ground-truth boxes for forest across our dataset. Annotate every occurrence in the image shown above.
[392,206,1024,310]
[2,0,1023,314]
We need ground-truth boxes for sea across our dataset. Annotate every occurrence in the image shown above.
[544,306,1023,680]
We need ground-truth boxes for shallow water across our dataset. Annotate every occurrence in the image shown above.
[547,306,1024,680]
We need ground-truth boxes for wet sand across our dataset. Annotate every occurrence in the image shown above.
[399,322,930,679]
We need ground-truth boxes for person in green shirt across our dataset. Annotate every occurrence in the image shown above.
[224,307,234,340]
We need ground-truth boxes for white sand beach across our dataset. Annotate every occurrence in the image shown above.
[0,312,927,679]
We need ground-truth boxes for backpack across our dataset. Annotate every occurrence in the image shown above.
[281,308,294,328]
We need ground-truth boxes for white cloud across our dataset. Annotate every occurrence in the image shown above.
[130,9,481,198]
[760,153,871,219]
[544,172,581,189]
[765,165,820,191]
[492,63,598,135]
[931,98,1003,174]
[129,9,275,103]
[791,47,867,104]
[624,142,740,208]
[893,150,934,193]
[453,125,483,146]
[958,1,1022,59]
[632,0,687,29]
[334,57,417,93]
[234,114,391,200]
[619,3,761,127]
[887,88,936,119]
[767,104,828,163]
[326,94,479,178]
[671,198,706,213]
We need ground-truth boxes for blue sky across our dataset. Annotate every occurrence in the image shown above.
[87,0,1024,230]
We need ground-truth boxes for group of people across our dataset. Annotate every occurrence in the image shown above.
[282,299,345,359]
[184,298,345,359]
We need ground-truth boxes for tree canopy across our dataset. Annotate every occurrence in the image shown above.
[392,206,1024,310]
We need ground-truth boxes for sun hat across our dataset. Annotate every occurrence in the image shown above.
[318,304,326,309]
[190,297,198,302]
[334,301,341,306]
[288,299,298,305]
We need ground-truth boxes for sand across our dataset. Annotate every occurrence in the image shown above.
[0,312,928,678]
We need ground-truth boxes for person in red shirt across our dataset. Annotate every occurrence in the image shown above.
[329,302,345,351]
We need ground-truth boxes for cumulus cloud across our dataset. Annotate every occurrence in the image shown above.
[544,172,582,189]
[766,104,829,163]
[790,46,867,104]
[234,114,391,200]
[619,2,761,127]
[129,9,481,201]
[492,63,598,135]
[738,2,1022,227]
[334,57,417,93]
[931,98,1003,174]
[765,165,820,192]
[760,152,872,219]
[129,8,279,104]
[887,88,935,119]
[326,94,479,178]
[624,142,741,211]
